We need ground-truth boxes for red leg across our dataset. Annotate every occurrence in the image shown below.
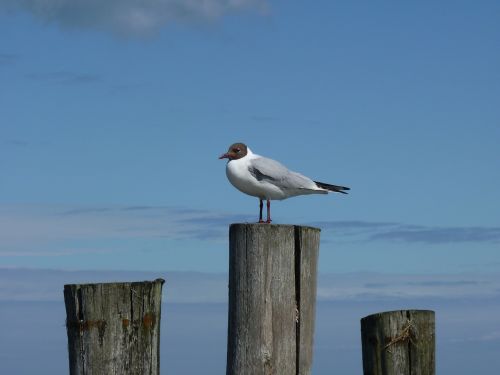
[258,199,264,223]
[266,199,272,223]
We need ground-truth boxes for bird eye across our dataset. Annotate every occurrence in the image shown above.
[233,148,241,153]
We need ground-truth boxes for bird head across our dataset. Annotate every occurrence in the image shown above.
[219,142,248,160]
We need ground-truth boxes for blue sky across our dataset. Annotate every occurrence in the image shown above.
[1,0,499,274]
[0,1,499,373]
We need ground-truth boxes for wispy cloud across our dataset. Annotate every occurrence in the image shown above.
[249,115,280,123]
[478,331,500,342]
[1,205,499,257]
[0,205,253,256]
[314,220,500,244]
[363,280,480,289]
[313,220,396,229]
[110,82,151,93]
[0,0,269,36]
[25,71,101,85]
[0,267,228,302]
[3,139,28,147]
[370,226,500,244]
[451,330,500,344]
[177,213,253,240]
[317,272,500,301]
[1,267,499,303]
[0,52,18,65]
[23,70,149,91]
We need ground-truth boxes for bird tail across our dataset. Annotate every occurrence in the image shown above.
[314,181,350,194]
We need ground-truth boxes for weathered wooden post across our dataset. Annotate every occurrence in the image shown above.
[361,310,435,375]
[226,224,320,375]
[64,279,165,375]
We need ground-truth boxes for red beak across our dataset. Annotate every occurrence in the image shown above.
[219,153,229,159]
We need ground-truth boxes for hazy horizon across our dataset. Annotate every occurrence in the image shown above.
[1,267,500,374]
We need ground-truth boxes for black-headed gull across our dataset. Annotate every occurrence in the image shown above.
[219,142,349,223]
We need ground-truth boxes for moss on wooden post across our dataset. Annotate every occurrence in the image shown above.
[64,279,164,375]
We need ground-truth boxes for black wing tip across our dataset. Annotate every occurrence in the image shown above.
[314,181,350,194]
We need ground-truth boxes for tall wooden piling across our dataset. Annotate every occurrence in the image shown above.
[64,279,164,375]
[226,224,320,375]
[361,310,435,375]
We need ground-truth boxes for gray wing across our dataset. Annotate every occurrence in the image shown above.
[248,157,318,191]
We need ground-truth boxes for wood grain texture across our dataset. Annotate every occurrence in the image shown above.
[295,226,320,375]
[64,279,164,375]
[361,310,435,375]
[226,224,320,375]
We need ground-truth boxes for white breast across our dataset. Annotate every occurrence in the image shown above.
[225,156,286,200]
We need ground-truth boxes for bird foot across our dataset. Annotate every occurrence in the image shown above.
[258,220,265,224]
[266,219,272,224]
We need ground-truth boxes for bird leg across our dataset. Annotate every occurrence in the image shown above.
[258,199,264,223]
[266,199,272,223]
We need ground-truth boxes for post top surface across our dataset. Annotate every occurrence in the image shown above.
[229,223,320,232]
[64,278,165,289]
[361,309,435,322]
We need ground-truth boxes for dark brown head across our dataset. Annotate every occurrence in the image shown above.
[219,142,248,160]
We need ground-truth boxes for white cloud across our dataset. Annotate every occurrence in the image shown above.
[2,204,500,258]
[25,71,101,85]
[0,268,228,302]
[479,330,500,342]
[312,220,500,244]
[1,267,499,303]
[0,52,18,65]
[450,330,500,344]
[0,0,269,36]
[0,204,251,256]
[316,272,500,301]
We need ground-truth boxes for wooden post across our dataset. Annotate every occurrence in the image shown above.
[226,224,320,375]
[361,310,435,375]
[64,279,165,375]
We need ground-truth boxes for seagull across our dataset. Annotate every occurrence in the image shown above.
[219,142,349,223]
